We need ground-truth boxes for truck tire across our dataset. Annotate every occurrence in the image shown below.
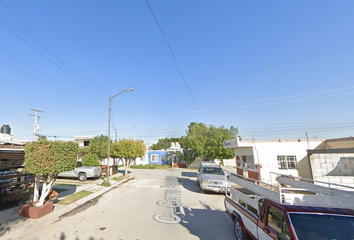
[234,218,250,240]
[78,172,87,181]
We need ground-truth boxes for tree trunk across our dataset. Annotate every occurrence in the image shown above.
[38,175,56,206]
[33,176,40,202]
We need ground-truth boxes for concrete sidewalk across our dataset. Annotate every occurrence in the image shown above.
[0,173,133,239]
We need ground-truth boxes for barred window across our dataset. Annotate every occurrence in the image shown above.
[277,156,297,169]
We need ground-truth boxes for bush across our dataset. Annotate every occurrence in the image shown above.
[82,153,100,166]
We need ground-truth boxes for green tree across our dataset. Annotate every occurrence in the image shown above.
[39,135,47,140]
[88,135,111,161]
[82,153,100,166]
[111,139,146,176]
[24,140,79,206]
[179,122,238,165]
[150,137,181,150]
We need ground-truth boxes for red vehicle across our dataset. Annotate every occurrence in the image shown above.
[225,173,354,240]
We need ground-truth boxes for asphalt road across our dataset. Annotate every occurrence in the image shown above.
[7,168,235,240]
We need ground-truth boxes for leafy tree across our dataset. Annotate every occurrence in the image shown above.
[110,139,146,176]
[176,147,195,166]
[24,140,79,206]
[150,137,181,150]
[88,135,111,161]
[179,122,238,165]
[82,153,100,166]
[39,135,47,140]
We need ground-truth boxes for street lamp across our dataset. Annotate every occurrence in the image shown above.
[107,88,134,182]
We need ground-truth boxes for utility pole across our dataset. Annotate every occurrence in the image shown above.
[107,88,134,182]
[29,108,44,141]
[112,126,118,142]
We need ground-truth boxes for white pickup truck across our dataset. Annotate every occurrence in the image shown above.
[58,162,102,181]
[225,172,354,240]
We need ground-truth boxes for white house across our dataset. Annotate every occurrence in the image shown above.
[223,137,324,184]
[73,135,95,147]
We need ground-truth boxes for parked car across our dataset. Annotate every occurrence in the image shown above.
[58,162,102,181]
[197,162,230,193]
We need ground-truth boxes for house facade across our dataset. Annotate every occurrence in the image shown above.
[0,124,33,209]
[223,137,324,184]
[147,142,185,167]
[148,150,169,165]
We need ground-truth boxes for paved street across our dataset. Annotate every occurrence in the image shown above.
[3,168,235,240]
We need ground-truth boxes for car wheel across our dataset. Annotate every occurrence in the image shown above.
[200,187,205,194]
[78,173,87,181]
[234,218,249,240]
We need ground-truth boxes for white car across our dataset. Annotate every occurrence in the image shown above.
[197,162,230,193]
[58,162,102,181]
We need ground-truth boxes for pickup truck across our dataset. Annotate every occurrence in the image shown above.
[225,172,354,240]
[58,162,102,181]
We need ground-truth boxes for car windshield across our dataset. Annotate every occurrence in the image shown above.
[201,167,224,175]
[289,213,354,240]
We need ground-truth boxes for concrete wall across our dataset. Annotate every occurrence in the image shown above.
[221,159,236,167]
[310,152,354,186]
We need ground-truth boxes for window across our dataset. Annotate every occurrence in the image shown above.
[277,155,297,169]
[83,141,90,146]
[242,156,255,169]
[268,206,282,232]
[201,167,224,175]
[151,154,158,162]
[267,206,291,239]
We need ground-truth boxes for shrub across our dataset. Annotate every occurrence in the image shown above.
[24,140,79,206]
[82,153,100,166]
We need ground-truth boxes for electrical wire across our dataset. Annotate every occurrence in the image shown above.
[145,0,176,58]
[172,58,208,124]
[0,0,107,107]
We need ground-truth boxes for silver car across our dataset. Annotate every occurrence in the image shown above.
[197,162,230,193]
[58,162,102,181]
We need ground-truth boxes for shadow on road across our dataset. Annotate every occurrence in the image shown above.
[181,171,197,178]
[0,206,28,238]
[177,177,200,193]
[177,201,234,240]
[117,169,131,175]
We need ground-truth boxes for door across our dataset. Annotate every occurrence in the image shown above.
[258,205,291,240]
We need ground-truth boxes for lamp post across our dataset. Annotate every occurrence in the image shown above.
[107,88,134,182]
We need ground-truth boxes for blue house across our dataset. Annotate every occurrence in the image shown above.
[148,150,170,165]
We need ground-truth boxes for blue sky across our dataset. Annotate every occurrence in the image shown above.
[1,0,354,145]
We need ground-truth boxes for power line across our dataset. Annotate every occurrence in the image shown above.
[0,0,107,107]
[145,0,176,58]
[172,58,208,124]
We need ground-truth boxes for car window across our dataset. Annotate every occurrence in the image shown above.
[267,205,291,239]
[201,167,224,175]
[290,213,354,240]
